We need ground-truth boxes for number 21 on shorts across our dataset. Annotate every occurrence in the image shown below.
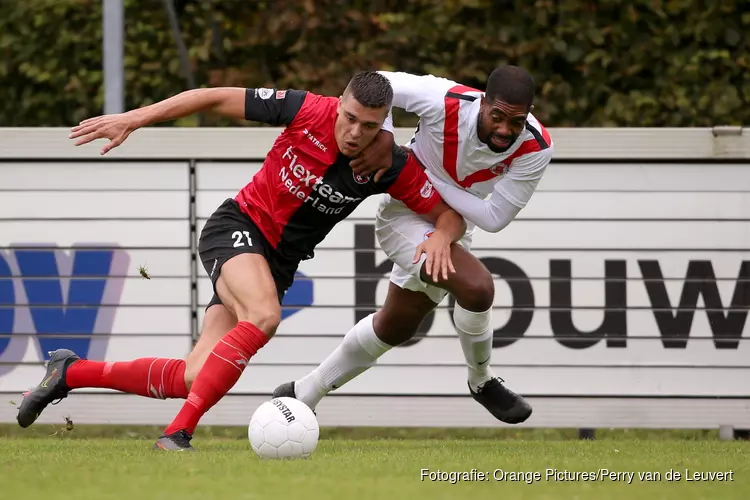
[232,230,253,248]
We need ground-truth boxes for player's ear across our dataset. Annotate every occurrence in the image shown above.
[529,103,535,112]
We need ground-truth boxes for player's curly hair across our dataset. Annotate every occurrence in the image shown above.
[344,71,393,109]
[485,66,535,108]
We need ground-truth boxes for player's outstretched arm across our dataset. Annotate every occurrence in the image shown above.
[68,87,247,155]
[129,87,248,127]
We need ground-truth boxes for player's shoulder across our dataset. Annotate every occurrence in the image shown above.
[501,113,553,166]
[523,113,553,150]
[499,114,554,173]
[297,91,336,110]
[290,92,337,125]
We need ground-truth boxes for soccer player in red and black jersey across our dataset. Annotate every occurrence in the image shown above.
[17,72,466,451]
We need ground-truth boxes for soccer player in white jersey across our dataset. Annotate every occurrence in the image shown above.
[274,66,553,424]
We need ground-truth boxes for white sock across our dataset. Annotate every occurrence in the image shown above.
[453,303,495,391]
[294,314,392,410]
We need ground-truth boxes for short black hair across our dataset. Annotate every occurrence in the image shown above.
[344,71,393,109]
[485,66,535,108]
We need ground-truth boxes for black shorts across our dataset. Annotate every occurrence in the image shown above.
[199,198,299,309]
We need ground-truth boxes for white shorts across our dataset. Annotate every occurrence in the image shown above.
[375,194,473,304]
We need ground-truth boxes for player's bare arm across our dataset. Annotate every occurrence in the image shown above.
[69,87,247,155]
[129,87,248,126]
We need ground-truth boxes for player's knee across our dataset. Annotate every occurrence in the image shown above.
[386,328,416,347]
[234,302,282,337]
[454,271,494,312]
[246,308,281,337]
[372,311,418,346]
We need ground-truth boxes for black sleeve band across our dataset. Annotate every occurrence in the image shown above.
[244,88,307,126]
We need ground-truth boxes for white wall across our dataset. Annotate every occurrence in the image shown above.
[0,126,748,428]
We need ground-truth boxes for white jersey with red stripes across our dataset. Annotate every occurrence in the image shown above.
[379,71,553,207]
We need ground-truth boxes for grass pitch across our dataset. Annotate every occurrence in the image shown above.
[2,425,748,500]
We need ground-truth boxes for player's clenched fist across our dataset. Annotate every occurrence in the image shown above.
[69,113,137,155]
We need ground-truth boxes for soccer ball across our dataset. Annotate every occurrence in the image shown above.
[248,397,319,459]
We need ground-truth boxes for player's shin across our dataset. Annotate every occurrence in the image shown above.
[294,313,391,410]
[65,358,188,399]
[453,303,495,391]
[163,321,269,436]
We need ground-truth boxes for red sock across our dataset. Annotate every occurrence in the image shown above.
[163,321,269,435]
[65,358,188,399]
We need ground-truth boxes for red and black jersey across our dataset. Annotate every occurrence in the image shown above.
[235,88,442,261]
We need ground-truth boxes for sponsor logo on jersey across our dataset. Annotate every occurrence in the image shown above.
[280,146,362,215]
[302,128,328,153]
[276,90,286,99]
[420,180,434,198]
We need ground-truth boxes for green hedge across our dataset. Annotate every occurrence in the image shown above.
[1,0,748,127]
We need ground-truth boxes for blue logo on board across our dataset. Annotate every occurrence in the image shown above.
[0,245,314,377]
